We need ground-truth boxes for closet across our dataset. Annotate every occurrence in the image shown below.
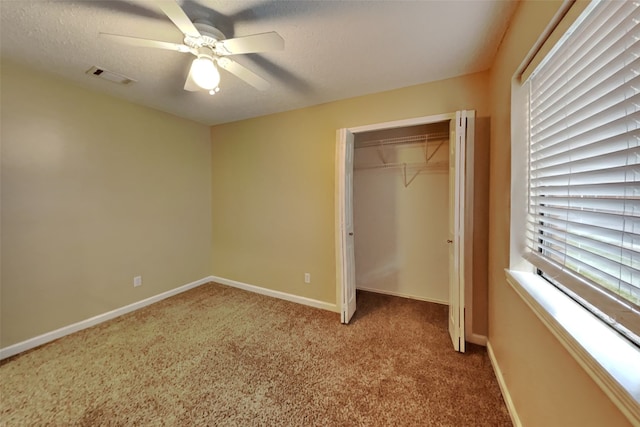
[353,121,450,304]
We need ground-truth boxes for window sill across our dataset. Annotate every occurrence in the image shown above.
[505,269,640,424]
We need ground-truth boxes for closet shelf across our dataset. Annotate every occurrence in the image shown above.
[354,131,449,187]
[355,132,449,149]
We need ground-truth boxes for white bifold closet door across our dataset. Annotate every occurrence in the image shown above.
[448,110,470,353]
[337,128,356,324]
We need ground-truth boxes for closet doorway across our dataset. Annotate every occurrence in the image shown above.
[336,111,474,352]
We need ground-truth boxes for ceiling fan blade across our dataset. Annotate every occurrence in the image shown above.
[217,32,284,55]
[100,33,191,53]
[158,1,201,38]
[184,68,200,92]
[218,57,270,91]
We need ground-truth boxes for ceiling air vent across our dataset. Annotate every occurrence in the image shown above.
[86,66,135,85]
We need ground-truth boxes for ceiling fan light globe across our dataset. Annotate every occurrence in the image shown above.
[191,57,220,90]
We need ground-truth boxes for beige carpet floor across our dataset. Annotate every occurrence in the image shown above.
[1,283,512,426]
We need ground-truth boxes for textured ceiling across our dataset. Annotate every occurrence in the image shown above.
[0,0,518,125]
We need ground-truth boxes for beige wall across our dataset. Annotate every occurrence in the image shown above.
[1,61,212,348]
[211,72,490,334]
[488,1,632,426]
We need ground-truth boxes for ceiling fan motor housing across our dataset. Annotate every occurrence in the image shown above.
[185,22,225,47]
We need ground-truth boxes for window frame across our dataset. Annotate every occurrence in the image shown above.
[507,0,640,422]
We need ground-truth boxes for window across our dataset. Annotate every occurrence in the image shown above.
[523,0,640,347]
[509,1,640,419]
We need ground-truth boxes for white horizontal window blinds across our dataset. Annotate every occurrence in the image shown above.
[526,0,640,344]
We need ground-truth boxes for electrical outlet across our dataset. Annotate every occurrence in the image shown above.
[133,276,142,287]
[304,273,311,284]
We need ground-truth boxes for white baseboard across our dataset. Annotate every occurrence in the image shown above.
[487,340,522,427]
[211,276,338,313]
[0,276,213,360]
[356,286,448,305]
[467,333,487,346]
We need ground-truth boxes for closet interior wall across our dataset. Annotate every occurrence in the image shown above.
[353,122,450,304]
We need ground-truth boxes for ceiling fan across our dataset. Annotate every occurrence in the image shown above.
[99,1,284,94]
